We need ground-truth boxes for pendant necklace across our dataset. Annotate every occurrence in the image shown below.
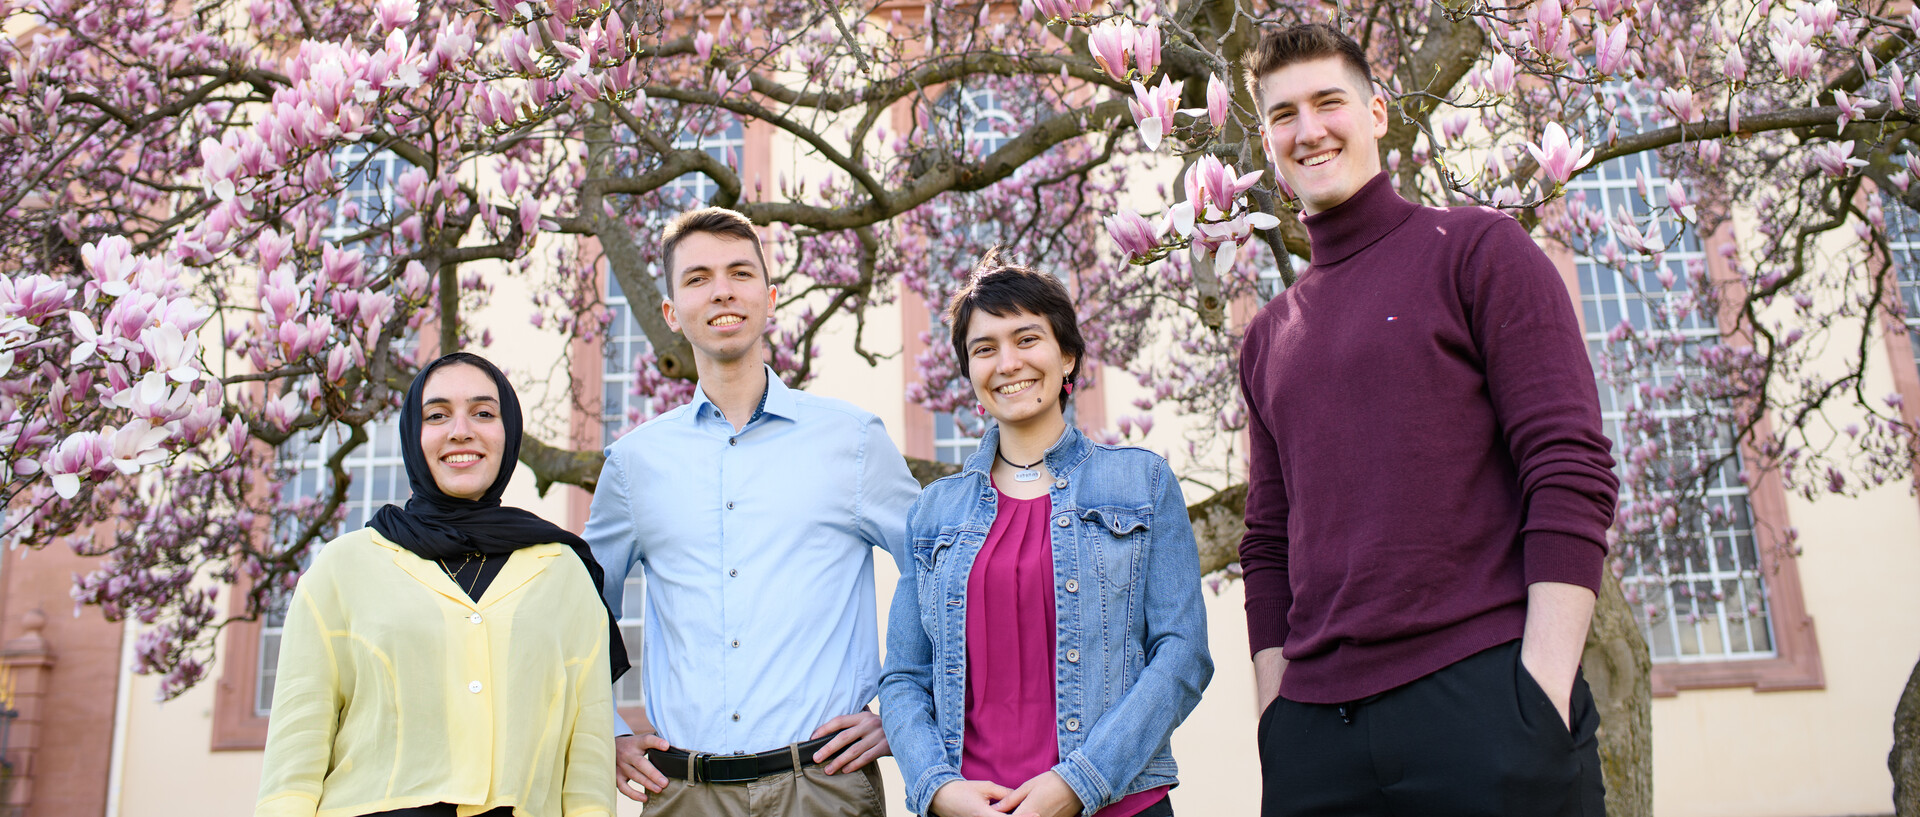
[439,552,488,598]
[996,448,1045,483]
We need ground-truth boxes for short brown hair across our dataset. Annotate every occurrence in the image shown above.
[945,248,1086,404]
[659,207,770,296]
[1242,22,1375,108]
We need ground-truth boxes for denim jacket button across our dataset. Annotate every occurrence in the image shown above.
[1053,478,1067,489]
[1056,516,1070,527]
[1065,579,1079,593]
[1065,648,1080,663]
[1065,717,1080,732]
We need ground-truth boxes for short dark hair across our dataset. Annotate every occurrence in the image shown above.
[945,248,1086,404]
[659,207,770,297]
[1242,22,1375,108]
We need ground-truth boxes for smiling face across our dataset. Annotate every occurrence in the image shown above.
[1257,56,1389,214]
[965,308,1077,430]
[420,363,506,501]
[662,231,777,370]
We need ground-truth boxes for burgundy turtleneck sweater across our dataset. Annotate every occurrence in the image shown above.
[1237,172,1618,704]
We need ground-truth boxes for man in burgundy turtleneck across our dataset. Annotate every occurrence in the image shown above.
[1236,24,1618,817]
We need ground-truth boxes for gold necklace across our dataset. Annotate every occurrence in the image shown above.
[438,552,488,598]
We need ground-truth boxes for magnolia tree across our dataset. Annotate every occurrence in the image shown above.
[3,0,1920,810]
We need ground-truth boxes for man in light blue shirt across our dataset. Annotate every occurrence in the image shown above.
[584,206,919,816]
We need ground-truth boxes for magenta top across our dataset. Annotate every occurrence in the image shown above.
[961,490,1167,817]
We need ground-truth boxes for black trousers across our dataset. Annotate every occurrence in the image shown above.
[1258,640,1605,817]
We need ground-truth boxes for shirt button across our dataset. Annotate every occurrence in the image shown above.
[469,613,482,624]
[732,712,741,721]
[729,438,737,446]
[731,639,741,647]
[1065,717,1080,732]
[1065,648,1080,663]
[729,568,738,577]
[726,501,734,510]
[1056,517,1070,527]
[468,681,483,694]
[1065,579,1079,593]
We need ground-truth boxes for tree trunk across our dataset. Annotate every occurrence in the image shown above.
[1893,652,1920,816]
[1583,569,1654,817]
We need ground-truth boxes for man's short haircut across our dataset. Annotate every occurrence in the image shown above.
[1242,22,1376,108]
[659,207,770,297]
[945,247,1087,404]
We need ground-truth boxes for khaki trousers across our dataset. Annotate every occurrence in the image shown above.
[643,763,885,817]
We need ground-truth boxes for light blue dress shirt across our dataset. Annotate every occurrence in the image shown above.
[584,365,919,754]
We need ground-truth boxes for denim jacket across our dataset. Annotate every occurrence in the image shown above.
[879,424,1213,815]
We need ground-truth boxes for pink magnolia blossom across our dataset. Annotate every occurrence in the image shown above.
[1485,51,1517,95]
[1088,19,1135,81]
[1206,73,1230,132]
[104,420,170,475]
[1594,20,1629,76]
[1104,209,1163,259]
[1809,140,1867,176]
[1525,121,1594,185]
[1798,0,1838,35]
[1832,89,1873,130]
[1530,0,1564,57]
[141,324,202,384]
[42,431,110,499]
[1126,76,1183,151]
[1658,86,1698,123]
[1133,20,1161,79]
[3,274,73,318]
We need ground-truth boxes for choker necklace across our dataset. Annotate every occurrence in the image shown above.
[996,448,1044,483]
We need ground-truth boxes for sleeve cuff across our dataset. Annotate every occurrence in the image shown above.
[908,766,966,816]
[1522,529,1607,594]
[1244,601,1290,657]
[1055,750,1115,814]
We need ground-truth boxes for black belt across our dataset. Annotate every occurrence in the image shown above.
[647,733,837,784]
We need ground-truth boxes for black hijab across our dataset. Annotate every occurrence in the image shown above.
[370,352,629,682]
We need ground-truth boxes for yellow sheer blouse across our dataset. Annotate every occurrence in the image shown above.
[256,528,614,817]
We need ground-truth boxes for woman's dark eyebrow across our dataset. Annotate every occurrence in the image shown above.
[967,323,1047,351]
[422,395,498,407]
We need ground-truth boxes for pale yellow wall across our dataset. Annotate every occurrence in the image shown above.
[113,619,264,816]
[1651,474,1920,817]
[1647,246,1920,817]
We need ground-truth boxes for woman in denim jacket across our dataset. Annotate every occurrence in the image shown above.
[880,251,1213,817]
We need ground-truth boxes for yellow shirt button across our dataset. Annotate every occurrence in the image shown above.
[468,681,483,694]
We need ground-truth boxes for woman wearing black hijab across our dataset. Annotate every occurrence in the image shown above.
[257,352,624,817]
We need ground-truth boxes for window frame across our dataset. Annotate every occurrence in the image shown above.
[1551,180,1823,695]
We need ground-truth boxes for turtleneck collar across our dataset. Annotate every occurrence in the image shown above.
[1300,171,1419,267]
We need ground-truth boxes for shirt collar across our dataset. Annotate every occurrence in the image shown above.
[1301,171,1420,267]
[689,365,795,426]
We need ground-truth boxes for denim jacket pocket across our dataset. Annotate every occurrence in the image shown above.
[1079,506,1150,587]
[911,532,956,572]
